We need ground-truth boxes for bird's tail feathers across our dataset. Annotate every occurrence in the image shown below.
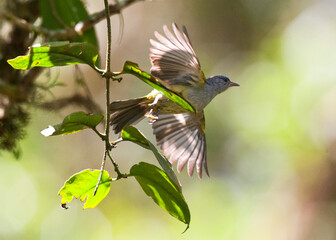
[110,97,150,133]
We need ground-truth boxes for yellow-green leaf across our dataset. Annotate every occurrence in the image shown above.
[41,111,103,136]
[7,41,98,70]
[59,169,112,209]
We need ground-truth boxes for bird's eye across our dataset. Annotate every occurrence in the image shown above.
[224,78,229,83]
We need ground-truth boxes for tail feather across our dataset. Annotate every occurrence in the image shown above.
[110,97,149,133]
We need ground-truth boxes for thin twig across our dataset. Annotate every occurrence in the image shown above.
[104,0,112,74]
[93,151,108,196]
[39,94,103,114]
[76,0,141,34]
[107,151,127,179]
[74,66,94,100]
[103,0,112,156]
[0,12,69,40]
[0,0,143,40]
[48,0,74,32]
[117,10,125,44]
[93,0,126,196]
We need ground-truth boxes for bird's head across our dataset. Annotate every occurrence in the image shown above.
[206,75,239,95]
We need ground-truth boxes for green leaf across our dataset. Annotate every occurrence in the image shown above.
[122,61,195,113]
[130,162,190,228]
[39,0,98,47]
[121,126,180,189]
[7,41,99,70]
[121,126,150,149]
[59,169,112,209]
[41,111,104,136]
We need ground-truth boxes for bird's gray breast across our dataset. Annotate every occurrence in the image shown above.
[184,84,216,111]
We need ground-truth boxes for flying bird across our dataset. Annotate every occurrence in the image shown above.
[110,23,239,178]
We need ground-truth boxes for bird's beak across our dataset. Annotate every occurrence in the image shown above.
[229,82,240,87]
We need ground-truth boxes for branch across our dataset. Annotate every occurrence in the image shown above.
[0,0,143,40]
[94,0,117,196]
[76,0,142,34]
[93,0,130,196]
[102,0,125,179]
[0,12,70,40]
[39,94,103,114]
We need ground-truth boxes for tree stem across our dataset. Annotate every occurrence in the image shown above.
[94,0,126,196]
[103,0,112,154]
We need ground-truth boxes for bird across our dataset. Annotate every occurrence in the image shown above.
[110,23,239,178]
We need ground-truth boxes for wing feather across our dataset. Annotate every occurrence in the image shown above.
[150,23,205,90]
[176,130,199,173]
[172,24,196,60]
[196,136,208,178]
[152,112,208,177]
[169,130,197,166]
[187,136,202,176]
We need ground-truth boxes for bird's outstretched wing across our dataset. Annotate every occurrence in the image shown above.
[152,111,208,178]
[150,23,206,90]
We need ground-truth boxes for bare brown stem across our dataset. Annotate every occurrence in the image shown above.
[0,0,143,40]
[39,94,103,114]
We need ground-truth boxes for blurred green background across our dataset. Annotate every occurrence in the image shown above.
[1,0,336,239]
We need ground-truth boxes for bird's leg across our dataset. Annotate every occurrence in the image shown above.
[145,93,163,121]
[145,109,158,122]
